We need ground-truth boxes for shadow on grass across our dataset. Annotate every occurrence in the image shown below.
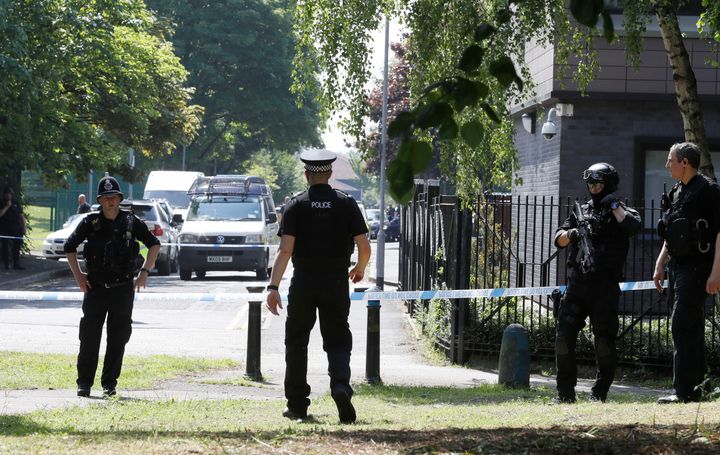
[0,419,717,453]
[354,383,655,405]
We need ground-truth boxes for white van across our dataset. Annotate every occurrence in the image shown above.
[143,170,204,218]
[177,175,279,281]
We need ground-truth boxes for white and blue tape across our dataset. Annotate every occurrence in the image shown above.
[0,280,665,303]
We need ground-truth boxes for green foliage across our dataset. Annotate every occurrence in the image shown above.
[143,0,323,176]
[0,0,202,187]
[241,149,305,204]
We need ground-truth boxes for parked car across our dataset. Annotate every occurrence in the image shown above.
[126,199,180,276]
[42,212,91,260]
[366,208,381,240]
[383,216,401,242]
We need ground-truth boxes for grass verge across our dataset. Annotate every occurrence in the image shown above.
[0,351,239,390]
[0,384,718,453]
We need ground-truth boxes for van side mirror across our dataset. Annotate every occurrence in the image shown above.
[172,213,184,225]
[267,212,277,224]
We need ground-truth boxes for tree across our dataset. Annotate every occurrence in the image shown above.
[0,0,202,188]
[293,0,720,202]
[146,0,324,175]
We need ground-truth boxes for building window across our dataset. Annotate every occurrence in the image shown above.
[645,147,720,210]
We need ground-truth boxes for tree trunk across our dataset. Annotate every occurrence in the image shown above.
[656,1,716,180]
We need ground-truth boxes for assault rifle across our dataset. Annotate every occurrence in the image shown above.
[574,201,597,274]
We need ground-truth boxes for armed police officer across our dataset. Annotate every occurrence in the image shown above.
[64,175,160,398]
[266,149,371,424]
[554,163,641,403]
[653,142,720,404]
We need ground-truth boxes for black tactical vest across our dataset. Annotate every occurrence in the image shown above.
[84,211,140,280]
[659,176,712,258]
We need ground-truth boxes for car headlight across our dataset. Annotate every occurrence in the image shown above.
[245,234,264,243]
[179,234,198,243]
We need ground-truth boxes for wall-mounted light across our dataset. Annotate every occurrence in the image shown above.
[521,112,535,134]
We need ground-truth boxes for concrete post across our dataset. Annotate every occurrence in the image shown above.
[498,323,530,388]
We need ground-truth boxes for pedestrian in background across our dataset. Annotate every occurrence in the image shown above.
[654,142,720,404]
[0,187,26,270]
[76,193,92,214]
[266,149,370,424]
[553,163,641,403]
[64,175,160,398]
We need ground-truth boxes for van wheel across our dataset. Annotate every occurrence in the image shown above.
[157,257,171,276]
[255,267,268,280]
[179,268,192,281]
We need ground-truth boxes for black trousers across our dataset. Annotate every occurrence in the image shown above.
[77,282,134,389]
[555,277,620,400]
[668,259,710,399]
[284,270,352,411]
[0,237,21,268]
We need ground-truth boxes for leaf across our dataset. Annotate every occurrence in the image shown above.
[481,103,501,123]
[458,45,484,73]
[474,24,495,41]
[414,102,453,129]
[409,141,433,172]
[387,159,415,204]
[438,118,459,140]
[495,8,511,25]
[602,9,614,44]
[570,0,603,28]
[452,78,482,112]
[489,56,518,88]
[388,111,415,138]
[461,120,484,147]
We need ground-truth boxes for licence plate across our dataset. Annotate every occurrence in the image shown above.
[207,256,232,263]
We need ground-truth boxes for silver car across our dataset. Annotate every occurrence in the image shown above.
[127,200,180,276]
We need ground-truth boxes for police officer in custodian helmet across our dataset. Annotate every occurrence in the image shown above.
[64,175,161,398]
[554,163,641,403]
[266,149,371,423]
[653,142,720,404]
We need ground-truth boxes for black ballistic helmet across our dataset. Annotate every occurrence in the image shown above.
[96,175,124,201]
[582,162,619,192]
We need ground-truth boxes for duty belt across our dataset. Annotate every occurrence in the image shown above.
[91,278,132,289]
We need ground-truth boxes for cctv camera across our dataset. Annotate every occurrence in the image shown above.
[541,120,557,140]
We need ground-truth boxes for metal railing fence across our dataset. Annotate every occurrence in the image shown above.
[399,182,720,370]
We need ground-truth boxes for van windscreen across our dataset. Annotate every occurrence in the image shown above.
[144,190,190,208]
[186,196,262,221]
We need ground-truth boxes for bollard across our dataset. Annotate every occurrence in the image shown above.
[498,323,530,388]
[245,286,265,381]
[363,286,382,384]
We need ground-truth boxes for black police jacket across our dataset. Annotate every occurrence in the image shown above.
[556,200,642,281]
[659,175,720,262]
[280,184,368,271]
[64,210,160,283]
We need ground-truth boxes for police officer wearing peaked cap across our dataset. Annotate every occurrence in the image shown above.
[64,175,161,398]
[553,162,641,404]
[266,149,371,424]
[653,142,720,404]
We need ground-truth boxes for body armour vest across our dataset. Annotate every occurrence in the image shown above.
[566,201,633,281]
[285,185,357,271]
[84,211,140,281]
[659,175,713,258]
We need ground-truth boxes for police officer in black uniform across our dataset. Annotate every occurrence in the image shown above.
[653,142,720,404]
[64,175,161,398]
[554,163,641,403]
[266,149,371,423]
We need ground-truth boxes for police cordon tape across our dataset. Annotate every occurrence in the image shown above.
[0,280,666,303]
[1,234,276,249]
